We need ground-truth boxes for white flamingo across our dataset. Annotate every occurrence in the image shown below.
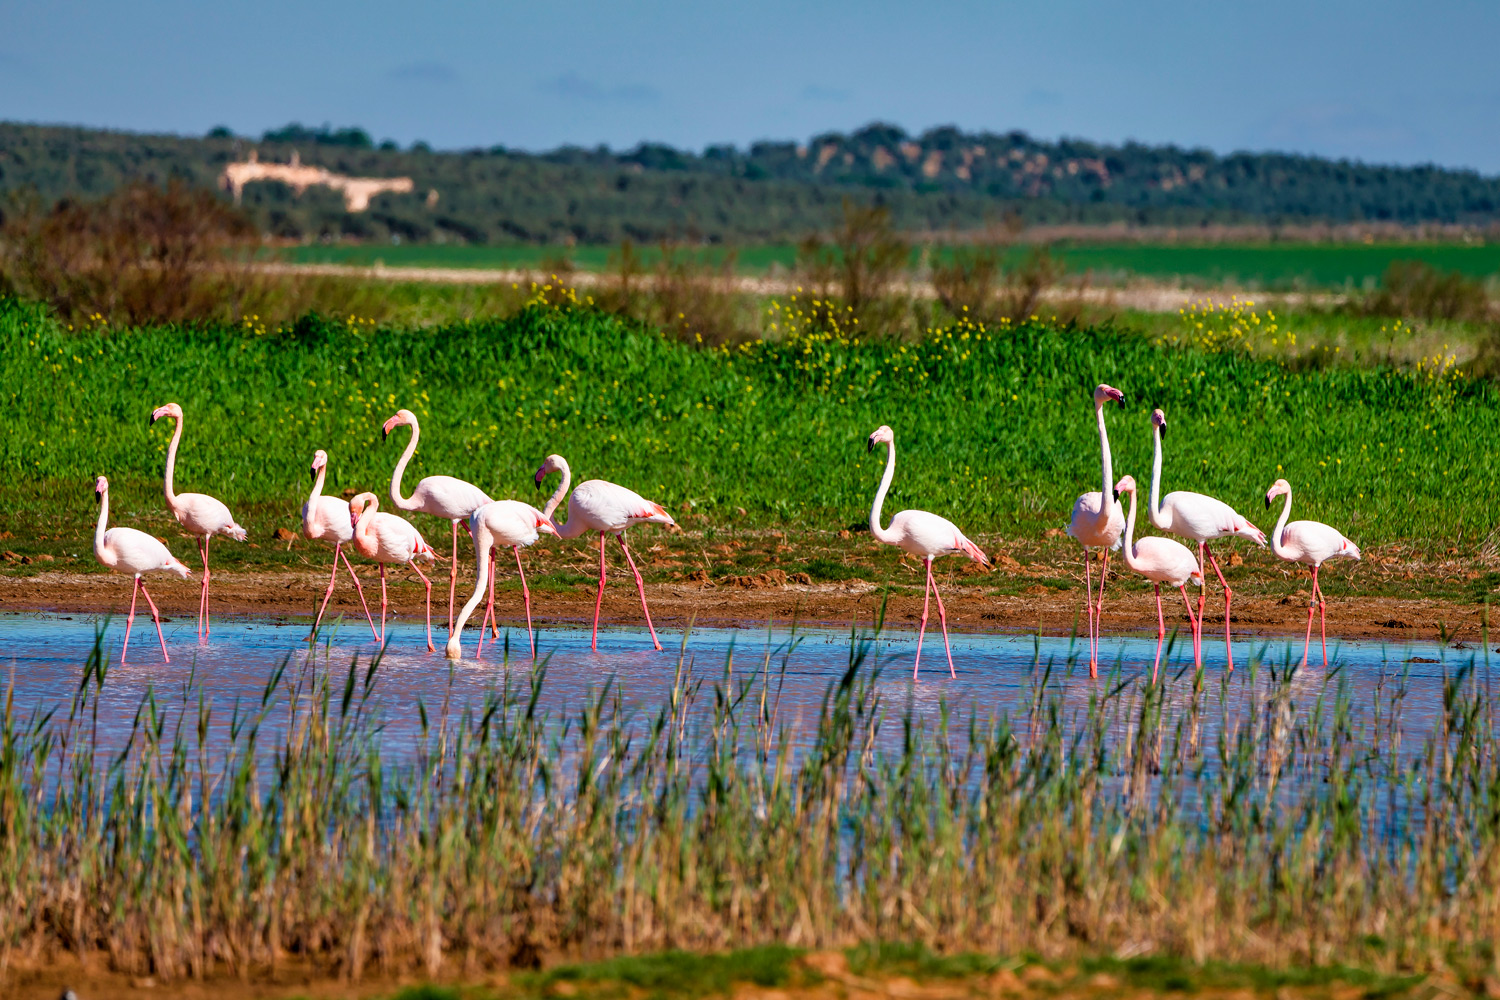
[1115,475,1204,683]
[349,492,439,651]
[1148,407,1266,671]
[1265,478,1361,668]
[150,403,247,637]
[534,454,676,651]
[866,425,991,679]
[383,408,492,633]
[301,449,378,642]
[92,476,192,663]
[1066,384,1126,677]
[445,500,557,661]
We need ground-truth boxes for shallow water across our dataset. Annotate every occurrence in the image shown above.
[0,611,1479,777]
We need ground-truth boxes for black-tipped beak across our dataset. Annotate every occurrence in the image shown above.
[382,427,390,441]
[1159,422,1167,440]
[1264,496,1272,509]
[149,413,157,426]
[94,490,103,504]
[866,439,874,453]
[308,467,317,483]
[1112,489,1120,502]
[534,478,542,491]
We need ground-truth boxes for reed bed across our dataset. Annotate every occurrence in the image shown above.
[1,625,1498,987]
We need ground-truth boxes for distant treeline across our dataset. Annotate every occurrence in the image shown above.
[2,120,1499,245]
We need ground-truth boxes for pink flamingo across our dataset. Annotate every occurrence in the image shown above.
[383,409,492,634]
[445,500,557,660]
[302,449,378,642]
[866,425,991,679]
[92,476,192,664]
[151,403,247,638]
[1148,408,1266,671]
[1265,478,1361,668]
[534,454,676,651]
[349,492,439,651]
[1066,384,1126,677]
[1115,475,1204,683]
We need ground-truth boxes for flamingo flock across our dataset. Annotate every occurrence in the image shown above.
[89,392,1360,674]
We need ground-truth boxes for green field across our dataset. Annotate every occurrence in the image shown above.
[3,293,1493,576]
[284,240,1500,290]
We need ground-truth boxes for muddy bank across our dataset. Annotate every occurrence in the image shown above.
[0,567,1485,646]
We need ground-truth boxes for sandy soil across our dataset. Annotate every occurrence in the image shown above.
[0,566,1485,648]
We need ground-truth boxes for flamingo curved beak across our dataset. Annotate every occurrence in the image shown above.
[865,437,875,453]
[1108,388,1125,404]
[534,469,546,489]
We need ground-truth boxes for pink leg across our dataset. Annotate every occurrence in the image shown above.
[195,538,208,638]
[1314,564,1328,668]
[1179,585,1202,669]
[1151,583,1167,684]
[592,532,607,651]
[339,548,380,641]
[1203,542,1235,671]
[410,561,435,653]
[913,558,933,679]
[618,534,661,651]
[930,560,955,678]
[516,546,535,658]
[1083,550,1097,676]
[378,563,389,644]
[309,543,344,641]
[201,535,212,638]
[488,552,499,639]
[477,553,496,658]
[1300,568,1318,668]
[1094,549,1112,677]
[121,576,140,665]
[448,520,460,633]
[140,582,170,663]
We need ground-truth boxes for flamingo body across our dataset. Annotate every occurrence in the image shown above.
[1265,478,1360,668]
[536,454,676,651]
[446,499,557,660]
[351,491,439,650]
[1115,474,1204,681]
[1066,492,1125,550]
[866,425,990,679]
[92,476,191,664]
[302,450,378,641]
[1067,384,1126,676]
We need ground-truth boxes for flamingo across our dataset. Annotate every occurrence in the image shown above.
[865,425,991,679]
[1066,384,1126,677]
[1148,407,1266,671]
[1265,478,1361,668]
[382,408,493,633]
[349,492,439,651]
[92,476,192,664]
[150,403,247,638]
[445,501,557,660]
[534,454,677,651]
[302,449,378,642]
[1114,475,1204,683]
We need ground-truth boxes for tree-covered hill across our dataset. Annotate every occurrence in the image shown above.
[2,119,1497,245]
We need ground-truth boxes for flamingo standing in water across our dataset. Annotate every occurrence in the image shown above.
[1265,478,1361,668]
[151,403,247,638]
[92,476,192,663]
[383,409,492,633]
[349,492,439,651]
[534,454,676,651]
[1114,475,1204,682]
[1066,384,1126,677]
[302,449,378,642]
[1148,408,1266,671]
[865,425,991,679]
[445,500,557,660]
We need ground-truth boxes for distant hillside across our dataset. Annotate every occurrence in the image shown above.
[2,120,1498,245]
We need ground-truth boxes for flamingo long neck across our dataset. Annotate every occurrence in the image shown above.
[1148,422,1167,528]
[869,440,899,544]
[1096,403,1115,519]
[308,463,327,510]
[162,415,184,508]
[94,488,110,558]
[355,496,380,547]
[1120,487,1141,571]
[1270,487,1294,560]
[389,420,420,511]
[542,457,573,522]
[449,527,493,640]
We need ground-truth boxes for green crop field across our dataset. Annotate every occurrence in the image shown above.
[3,292,1493,583]
[283,240,1500,290]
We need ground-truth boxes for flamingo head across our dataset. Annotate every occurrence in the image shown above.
[1265,478,1291,509]
[1151,408,1166,436]
[1093,384,1124,407]
[381,409,416,439]
[310,449,328,481]
[534,453,566,489]
[535,513,558,536]
[94,475,108,502]
[1113,474,1137,502]
[150,402,182,425]
[348,491,377,528]
[866,425,894,452]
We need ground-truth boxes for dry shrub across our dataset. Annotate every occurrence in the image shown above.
[998,246,1066,321]
[1364,260,1493,322]
[0,181,259,325]
[598,240,751,344]
[798,199,911,335]
[932,244,1074,326]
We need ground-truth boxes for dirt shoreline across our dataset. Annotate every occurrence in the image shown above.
[0,568,1486,647]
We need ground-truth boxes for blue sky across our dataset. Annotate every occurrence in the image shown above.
[4,0,1499,172]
